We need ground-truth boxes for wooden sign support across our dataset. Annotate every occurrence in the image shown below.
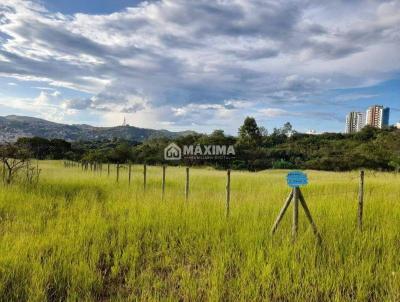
[271,187,322,243]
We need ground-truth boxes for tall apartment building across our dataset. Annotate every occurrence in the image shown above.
[366,105,390,129]
[345,112,365,134]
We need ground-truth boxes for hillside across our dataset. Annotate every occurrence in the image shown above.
[0,115,194,142]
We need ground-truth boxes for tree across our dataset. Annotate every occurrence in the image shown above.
[0,143,32,184]
[49,139,72,159]
[259,126,268,137]
[82,150,107,164]
[16,137,50,159]
[272,122,294,136]
[107,143,133,163]
[282,122,293,136]
[16,137,72,159]
[238,117,262,146]
[389,157,400,172]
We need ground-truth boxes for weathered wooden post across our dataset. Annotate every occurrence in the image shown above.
[128,163,132,185]
[26,161,30,181]
[2,161,6,183]
[162,165,166,200]
[185,167,189,201]
[116,163,120,183]
[292,187,299,240]
[107,163,110,176]
[226,169,231,218]
[298,190,322,242]
[358,170,365,231]
[36,161,40,184]
[271,171,321,244]
[143,164,147,192]
[271,191,294,235]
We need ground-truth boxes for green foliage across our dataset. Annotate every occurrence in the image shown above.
[238,116,262,146]
[13,120,400,171]
[16,137,72,160]
[0,143,33,184]
[107,142,133,163]
[272,159,295,169]
[389,157,400,172]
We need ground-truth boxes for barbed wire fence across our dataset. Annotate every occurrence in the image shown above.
[61,161,400,231]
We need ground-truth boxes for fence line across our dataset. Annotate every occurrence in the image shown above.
[162,165,166,200]
[185,167,189,201]
[60,163,400,231]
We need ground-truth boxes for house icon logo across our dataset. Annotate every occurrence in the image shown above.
[164,143,182,160]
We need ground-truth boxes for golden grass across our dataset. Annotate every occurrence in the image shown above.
[0,161,399,301]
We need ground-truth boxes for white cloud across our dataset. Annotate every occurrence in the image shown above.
[0,89,67,122]
[259,108,292,118]
[0,0,399,130]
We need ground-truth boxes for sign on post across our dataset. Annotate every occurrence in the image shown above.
[271,170,321,244]
[286,171,308,188]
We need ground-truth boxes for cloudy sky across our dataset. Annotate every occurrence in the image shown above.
[0,0,399,134]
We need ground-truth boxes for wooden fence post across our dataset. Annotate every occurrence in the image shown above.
[128,164,132,185]
[185,167,189,201]
[107,163,110,176]
[2,161,6,183]
[116,163,120,183]
[162,165,166,200]
[143,164,147,192]
[292,187,299,241]
[226,169,231,217]
[358,170,364,231]
[26,161,29,181]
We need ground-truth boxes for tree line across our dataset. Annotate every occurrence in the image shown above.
[2,117,400,172]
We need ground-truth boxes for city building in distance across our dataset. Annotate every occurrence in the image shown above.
[345,112,365,134]
[396,122,400,129]
[366,105,390,129]
[306,129,319,135]
[345,105,390,133]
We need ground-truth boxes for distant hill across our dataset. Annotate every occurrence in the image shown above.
[0,115,195,142]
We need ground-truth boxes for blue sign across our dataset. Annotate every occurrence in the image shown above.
[287,171,308,188]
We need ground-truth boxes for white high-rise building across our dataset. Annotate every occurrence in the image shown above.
[306,129,318,135]
[366,105,390,129]
[345,112,365,134]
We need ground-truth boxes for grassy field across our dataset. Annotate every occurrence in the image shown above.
[0,161,399,301]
